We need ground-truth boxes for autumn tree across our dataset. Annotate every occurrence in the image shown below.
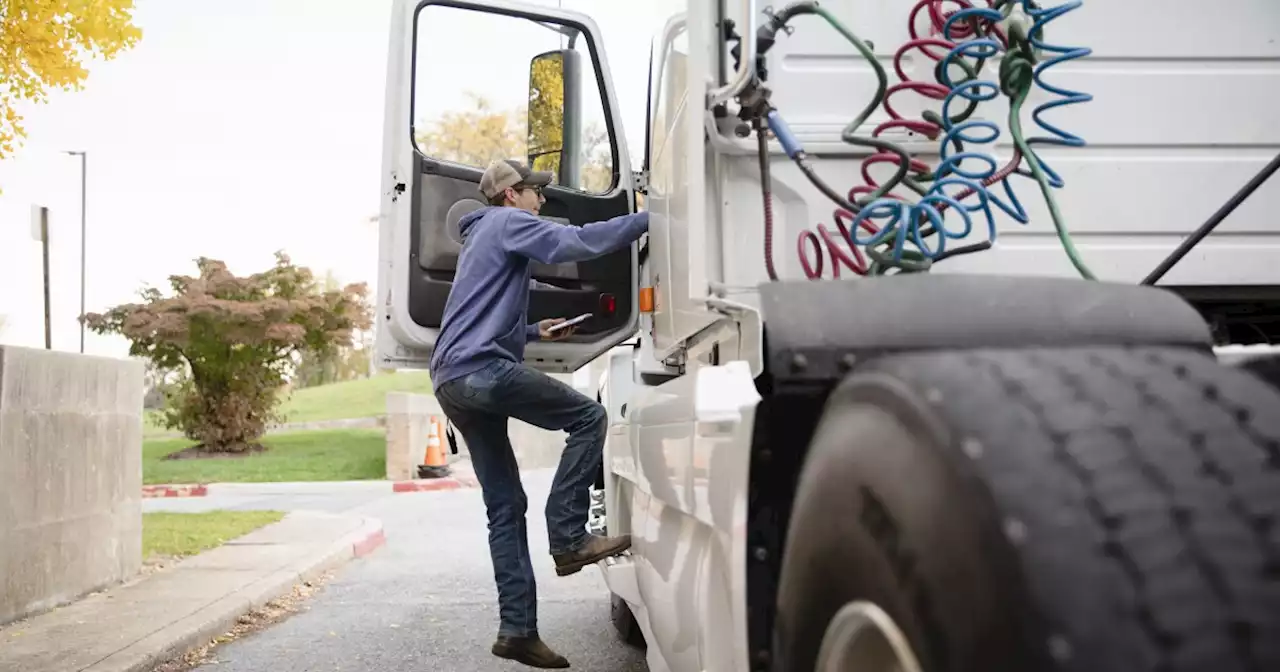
[83,252,373,454]
[292,270,374,388]
[293,335,371,388]
[580,124,612,195]
[141,359,185,410]
[415,89,614,194]
[0,0,143,160]
[415,91,525,169]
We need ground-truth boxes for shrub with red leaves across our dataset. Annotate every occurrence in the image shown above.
[84,252,373,453]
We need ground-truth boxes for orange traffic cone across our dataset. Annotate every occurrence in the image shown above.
[418,416,451,479]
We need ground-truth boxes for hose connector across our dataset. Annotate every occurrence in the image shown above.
[1000,2,1039,58]
[766,110,803,159]
[1003,1,1034,43]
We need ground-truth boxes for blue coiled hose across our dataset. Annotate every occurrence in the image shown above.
[849,78,1028,263]
[844,0,1092,269]
[1024,0,1094,188]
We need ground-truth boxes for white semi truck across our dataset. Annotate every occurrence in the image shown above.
[377,1,1280,670]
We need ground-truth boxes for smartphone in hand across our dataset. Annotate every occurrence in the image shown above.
[545,313,593,334]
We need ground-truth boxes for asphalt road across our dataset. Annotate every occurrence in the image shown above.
[179,470,648,671]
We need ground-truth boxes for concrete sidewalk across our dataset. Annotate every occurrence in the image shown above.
[0,511,384,672]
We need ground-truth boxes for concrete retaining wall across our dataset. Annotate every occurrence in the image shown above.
[385,366,609,477]
[385,392,451,481]
[385,391,572,476]
[0,346,145,626]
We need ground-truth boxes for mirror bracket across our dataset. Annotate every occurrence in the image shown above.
[532,21,582,47]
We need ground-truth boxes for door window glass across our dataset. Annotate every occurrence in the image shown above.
[413,4,617,194]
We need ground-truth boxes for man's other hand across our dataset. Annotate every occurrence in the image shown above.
[538,318,574,341]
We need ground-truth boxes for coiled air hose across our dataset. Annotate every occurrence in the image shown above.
[758,0,1097,278]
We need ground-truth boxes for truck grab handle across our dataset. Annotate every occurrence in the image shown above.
[707,0,757,106]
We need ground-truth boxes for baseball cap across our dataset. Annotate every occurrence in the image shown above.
[479,159,554,200]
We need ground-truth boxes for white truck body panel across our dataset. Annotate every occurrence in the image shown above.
[645,7,724,362]
[695,0,1280,306]
[604,360,757,672]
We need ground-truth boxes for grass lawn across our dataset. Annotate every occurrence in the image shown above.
[279,371,433,423]
[143,371,433,436]
[143,510,286,559]
[143,428,386,485]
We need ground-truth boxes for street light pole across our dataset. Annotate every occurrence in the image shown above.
[66,150,86,353]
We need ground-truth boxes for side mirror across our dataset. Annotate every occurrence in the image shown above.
[527,49,581,190]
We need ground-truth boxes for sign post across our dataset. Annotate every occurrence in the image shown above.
[31,205,51,349]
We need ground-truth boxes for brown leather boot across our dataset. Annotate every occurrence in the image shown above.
[491,634,570,668]
[551,534,632,577]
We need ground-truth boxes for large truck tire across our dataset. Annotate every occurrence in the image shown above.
[610,593,646,648]
[1231,352,1280,392]
[771,345,1280,672]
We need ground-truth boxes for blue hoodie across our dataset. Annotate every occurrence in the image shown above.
[428,206,649,387]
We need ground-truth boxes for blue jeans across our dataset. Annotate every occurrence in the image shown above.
[435,358,608,638]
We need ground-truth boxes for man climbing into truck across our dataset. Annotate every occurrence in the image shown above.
[428,158,649,668]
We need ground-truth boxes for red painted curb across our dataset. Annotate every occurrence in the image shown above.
[142,484,209,498]
[391,476,479,493]
[352,527,386,558]
[393,479,461,492]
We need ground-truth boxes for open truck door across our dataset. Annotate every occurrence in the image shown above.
[377,0,639,373]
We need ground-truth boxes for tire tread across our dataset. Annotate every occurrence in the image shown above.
[861,346,1280,672]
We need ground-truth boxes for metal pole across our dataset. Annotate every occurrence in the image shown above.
[40,207,51,350]
[1142,150,1280,286]
[66,150,87,352]
[78,152,86,353]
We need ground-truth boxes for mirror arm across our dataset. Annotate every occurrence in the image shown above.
[532,19,580,43]
[560,49,582,189]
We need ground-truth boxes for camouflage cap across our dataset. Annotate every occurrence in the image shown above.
[479,159,554,200]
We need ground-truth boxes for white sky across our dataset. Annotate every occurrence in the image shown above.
[0,0,682,356]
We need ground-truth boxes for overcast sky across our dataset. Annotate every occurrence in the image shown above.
[0,0,682,356]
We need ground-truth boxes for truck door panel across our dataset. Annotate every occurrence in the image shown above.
[408,154,635,333]
[378,0,639,372]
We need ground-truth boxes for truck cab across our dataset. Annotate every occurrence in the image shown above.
[379,2,1280,671]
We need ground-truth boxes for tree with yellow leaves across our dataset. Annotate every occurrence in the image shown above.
[415,92,526,170]
[526,51,565,177]
[0,0,143,159]
[416,88,614,194]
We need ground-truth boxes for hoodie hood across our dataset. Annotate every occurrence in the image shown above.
[457,206,500,241]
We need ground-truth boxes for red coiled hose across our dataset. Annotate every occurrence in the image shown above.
[795,0,1012,279]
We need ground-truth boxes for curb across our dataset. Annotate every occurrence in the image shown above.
[88,515,385,672]
[144,475,483,497]
[142,484,208,498]
[391,475,480,492]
